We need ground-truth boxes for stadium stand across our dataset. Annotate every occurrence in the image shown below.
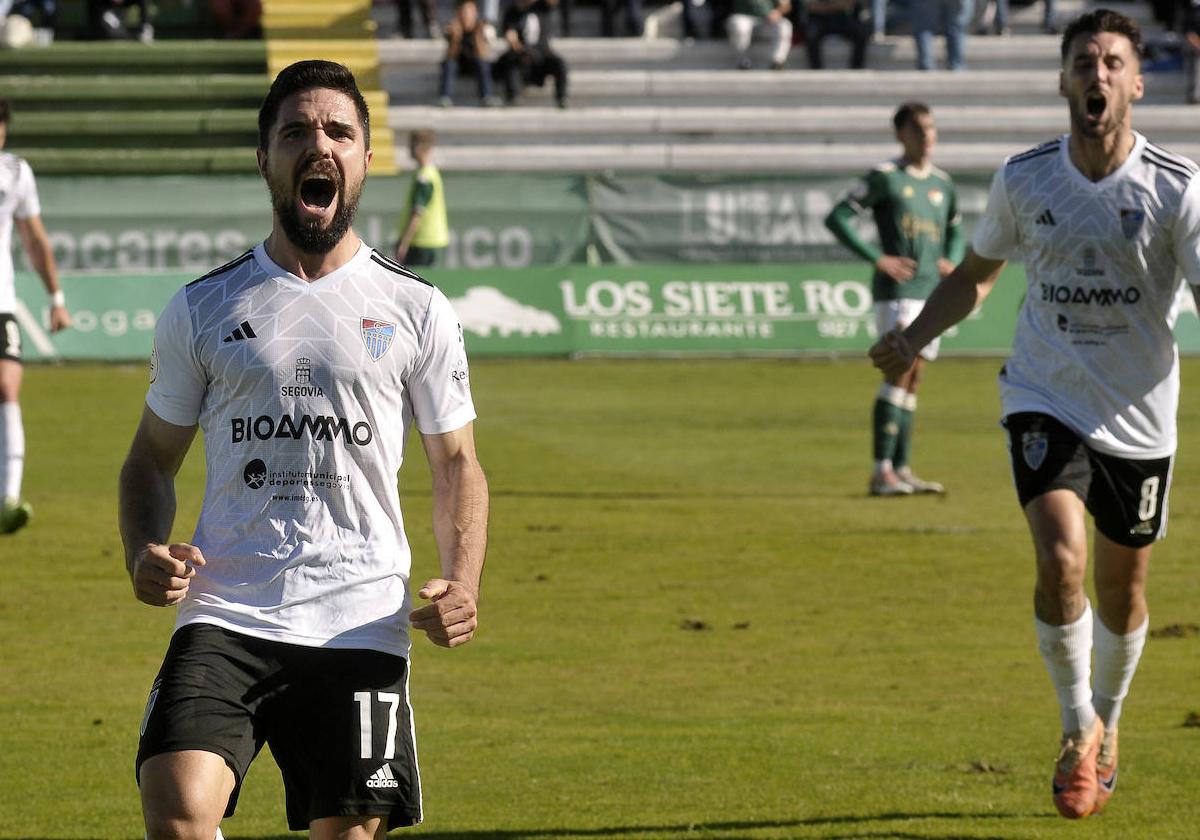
[378,0,1200,171]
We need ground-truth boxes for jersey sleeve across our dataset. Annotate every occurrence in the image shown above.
[409,288,477,435]
[944,181,966,263]
[14,160,41,220]
[971,166,1020,260]
[145,287,207,427]
[843,169,885,213]
[411,175,435,212]
[1174,174,1200,288]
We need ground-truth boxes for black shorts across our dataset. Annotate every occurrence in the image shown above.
[1004,412,1173,548]
[0,313,22,363]
[137,623,422,830]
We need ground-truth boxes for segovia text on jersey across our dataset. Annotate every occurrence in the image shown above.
[231,413,374,446]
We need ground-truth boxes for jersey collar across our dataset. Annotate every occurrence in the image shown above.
[1060,130,1146,192]
[253,239,372,291]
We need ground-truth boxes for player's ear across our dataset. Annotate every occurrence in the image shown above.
[1132,70,1144,102]
[256,148,268,179]
[1057,69,1066,98]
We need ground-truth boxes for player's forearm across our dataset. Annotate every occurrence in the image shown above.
[825,202,882,265]
[398,211,425,252]
[430,453,489,599]
[18,222,60,294]
[904,250,1002,350]
[118,455,179,577]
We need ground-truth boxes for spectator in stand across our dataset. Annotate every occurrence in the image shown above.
[727,0,792,69]
[679,0,702,39]
[395,0,439,38]
[498,0,569,108]
[87,0,153,41]
[207,0,262,38]
[910,0,971,70]
[599,0,643,36]
[804,0,871,68]
[440,0,498,107]
[974,0,1009,35]
[8,0,56,34]
[1187,0,1200,103]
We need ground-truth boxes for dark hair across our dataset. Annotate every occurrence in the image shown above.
[257,60,370,151]
[410,128,436,153]
[893,101,931,132]
[0,97,10,126]
[1060,8,1143,62]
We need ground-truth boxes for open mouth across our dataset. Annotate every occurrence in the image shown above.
[298,174,338,211]
[1085,94,1107,120]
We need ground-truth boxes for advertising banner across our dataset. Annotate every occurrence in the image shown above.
[22,172,1001,273]
[16,262,1200,361]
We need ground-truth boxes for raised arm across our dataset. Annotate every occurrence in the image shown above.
[409,421,489,647]
[118,406,204,606]
[869,248,1007,376]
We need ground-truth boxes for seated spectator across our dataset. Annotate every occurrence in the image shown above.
[9,0,56,33]
[396,0,439,38]
[910,0,970,70]
[440,0,498,107]
[497,0,569,108]
[208,0,261,38]
[726,0,791,69]
[804,0,870,68]
[600,0,642,36]
[973,0,1009,35]
[87,0,153,41]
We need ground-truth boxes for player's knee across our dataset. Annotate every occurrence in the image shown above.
[1034,543,1086,593]
[144,813,222,840]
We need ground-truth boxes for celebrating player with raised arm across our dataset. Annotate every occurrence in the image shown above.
[870,9,1200,820]
[119,60,489,839]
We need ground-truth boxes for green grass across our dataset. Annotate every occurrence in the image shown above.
[1,358,1198,839]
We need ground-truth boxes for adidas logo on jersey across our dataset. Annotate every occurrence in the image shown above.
[223,321,258,343]
[366,763,399,789]
[1035,209,1057,226]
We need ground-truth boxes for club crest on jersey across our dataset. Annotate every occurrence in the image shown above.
[1120,208,1145,240]
[1022,431,1048,471]
[928,188,944,206]
[360,318,396,361]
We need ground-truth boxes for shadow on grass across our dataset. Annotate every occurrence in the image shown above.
[238,810,1053,840]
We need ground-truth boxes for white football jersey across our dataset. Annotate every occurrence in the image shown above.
[0,152,42,314]
[146,242,476,656]
[973,133,1200,458]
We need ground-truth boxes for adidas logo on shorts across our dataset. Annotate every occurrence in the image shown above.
[367,763,400,789]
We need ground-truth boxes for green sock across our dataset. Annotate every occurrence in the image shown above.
[893,406,914,471]
[872,399,902,462]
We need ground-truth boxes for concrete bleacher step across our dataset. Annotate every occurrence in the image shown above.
[0,41,265,75]
[421,139,1200,172]
[388,104,1198,149]
[5,75,272,111]
[8,109,258,148]
[378,34,1069,73]
[17,147,257,176]
[384,67,1188,107]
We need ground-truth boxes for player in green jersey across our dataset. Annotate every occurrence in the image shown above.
[825,101,965,496]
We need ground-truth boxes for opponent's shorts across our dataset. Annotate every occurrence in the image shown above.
[874,299,939,361]
[1004,411,1173,548]
[0,313,22,363]
[137,623,421,830]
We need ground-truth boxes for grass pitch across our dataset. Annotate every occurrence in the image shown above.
[1,357,1198,839]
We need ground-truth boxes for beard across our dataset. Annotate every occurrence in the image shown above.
[267,159,363,255]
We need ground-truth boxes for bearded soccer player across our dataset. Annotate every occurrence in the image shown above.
[871,9,1200,820]
[0,96,71,534]
[118,60,489,838]
[826,102,963,496]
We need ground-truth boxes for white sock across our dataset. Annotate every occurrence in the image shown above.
[877,383,907,406]
[903,393,918,411]
[0,401,24,503]
[146,828,222,840]
[1035,602,1097,735]
[1092,614,1148,731]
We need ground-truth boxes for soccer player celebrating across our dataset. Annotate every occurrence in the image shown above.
[871,9,1200,819]
[826,102,963,496]
[0,96,71,535]
[119,61,489,838]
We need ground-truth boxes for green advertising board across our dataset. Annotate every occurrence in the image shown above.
[22,172,999,273]
[21,261,1200,361]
